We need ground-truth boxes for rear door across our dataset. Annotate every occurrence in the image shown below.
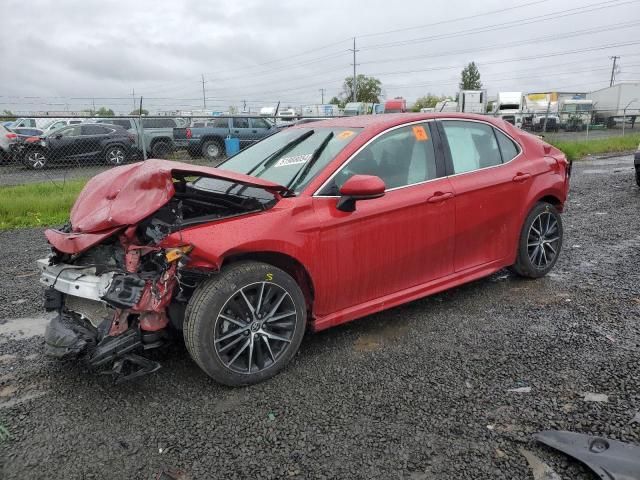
[82,124,113,159]
[230,117,252,148]
[437,119,528,271]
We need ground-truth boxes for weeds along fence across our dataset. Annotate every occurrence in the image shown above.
[0,110,639,188]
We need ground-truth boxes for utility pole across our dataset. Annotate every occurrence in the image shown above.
[201,74,207,110]
[349,37,359,102]
[243,99,247,112]
[319,88,325,104]
[610,56,620,86]
[132,88,136,112]
[92,98,96,115]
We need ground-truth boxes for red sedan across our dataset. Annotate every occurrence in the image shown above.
[38,113,570,385]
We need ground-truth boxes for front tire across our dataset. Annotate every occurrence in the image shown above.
[511,202,563,278]
[105,145,126,165]
[24,149,48,170]
[184,261,306,386]
[636,168,640,187]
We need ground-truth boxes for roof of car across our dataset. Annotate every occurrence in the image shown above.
[291,112,515,135]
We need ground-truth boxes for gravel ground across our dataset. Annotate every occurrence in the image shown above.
[0,155,639,479]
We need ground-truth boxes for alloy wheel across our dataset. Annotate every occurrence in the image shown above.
[107,148,125,164]
[27,151,46,169]
[214,282,297,374]
[527,211,560,269]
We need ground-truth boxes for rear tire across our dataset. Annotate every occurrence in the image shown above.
[635,168,640,187]
[151,141,172,159]
[104,145,126,165]
[511,202,563,278]
[184,261,306,386]
[202,140,224,161]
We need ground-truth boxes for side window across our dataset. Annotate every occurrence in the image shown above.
[82,125,109,135]
[213,118,229,128]
[232,117,249,129]
[327,123,437,192]
[495,129,519,162]
[441,121,502,174]
[250,118,270,129]
[59,125,80,137]
[112,120,132,129]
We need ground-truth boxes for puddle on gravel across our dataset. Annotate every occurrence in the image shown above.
[354,322,411,352]
[0,315,52,342]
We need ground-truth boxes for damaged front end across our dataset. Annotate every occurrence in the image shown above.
[39,230,193,382]
[38,159,288,382]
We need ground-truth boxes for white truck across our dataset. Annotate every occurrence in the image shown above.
[301,104,340,117]
[457,90,487,114]
[587,83,640,128]
[493,92,523,127]
[521,93,560,132]
[558,98,593,131]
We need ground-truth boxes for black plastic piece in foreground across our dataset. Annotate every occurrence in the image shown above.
[535,430,640,480]
[44,287,63,311]
[44,313,98,358]
[101,274,146,309]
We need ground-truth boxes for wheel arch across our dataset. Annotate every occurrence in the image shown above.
[221,251,315,314]
[149,136,173,148]
[535,194,564,212]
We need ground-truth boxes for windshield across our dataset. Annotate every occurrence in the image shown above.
[198,127,362,194]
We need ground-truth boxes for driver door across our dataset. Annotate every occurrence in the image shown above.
[311,122,456,316]
[47,125,82,160]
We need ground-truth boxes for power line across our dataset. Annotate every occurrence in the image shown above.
[357,0,550,39]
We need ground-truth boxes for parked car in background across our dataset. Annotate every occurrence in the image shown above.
[343,102,384,116]
[9,128,44,159]
[173,116,277,160]
[18,123,135,169]
[38,113,570,386]
[41,119,83,133]
[434,100,458,112]
[0,124,17,162]
[88,117,178,159]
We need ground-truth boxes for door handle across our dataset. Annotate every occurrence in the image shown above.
[513,172,531,182]
[233,130,240,133]
[427,191,455,203]
[252,130,257,133]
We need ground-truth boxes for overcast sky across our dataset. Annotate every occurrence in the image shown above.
[1,0,639,114]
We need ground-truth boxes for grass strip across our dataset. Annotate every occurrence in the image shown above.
[549,133,640,161]
[0,179,87,230]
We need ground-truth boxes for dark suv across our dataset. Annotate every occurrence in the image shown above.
[20,123,135,170]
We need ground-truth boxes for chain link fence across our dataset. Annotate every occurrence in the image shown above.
[1,110,638,187]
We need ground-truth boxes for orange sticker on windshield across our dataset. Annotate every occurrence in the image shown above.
[412,126,428,141]
[337,130,355,140]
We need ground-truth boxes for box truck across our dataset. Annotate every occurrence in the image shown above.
[587,83,640,128]
[457,90,487,114]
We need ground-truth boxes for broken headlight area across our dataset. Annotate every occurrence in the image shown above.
[39,234,200,383]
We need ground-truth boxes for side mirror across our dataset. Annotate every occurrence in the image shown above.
[336,175,385,212]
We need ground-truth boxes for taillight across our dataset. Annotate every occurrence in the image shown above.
[186,128,192,139]
[5,133,17,140]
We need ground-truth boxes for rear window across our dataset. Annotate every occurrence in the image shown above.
[142,118,176,128]
[495,129,519,162]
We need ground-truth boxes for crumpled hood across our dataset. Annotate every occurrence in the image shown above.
[69,159,288,233]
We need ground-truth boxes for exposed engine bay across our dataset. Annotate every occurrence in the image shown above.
[40,176,277,382]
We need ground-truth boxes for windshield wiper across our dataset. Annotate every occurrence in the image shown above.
[246,129,315,178]
[286,131,334,193]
